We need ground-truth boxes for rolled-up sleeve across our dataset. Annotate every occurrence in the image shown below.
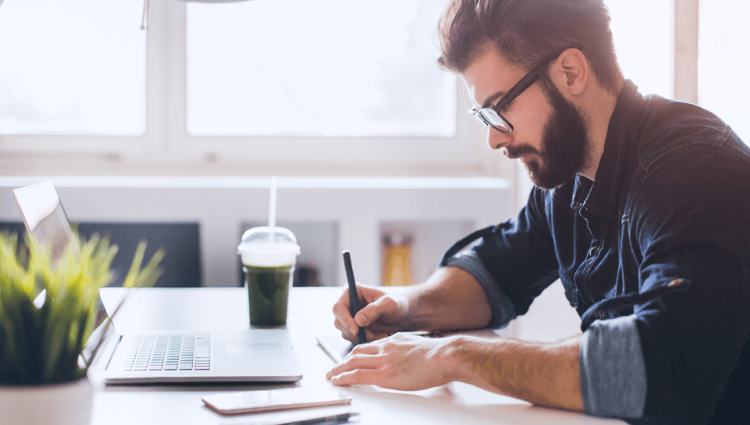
[580,315,647,418]
[444,250,517,329]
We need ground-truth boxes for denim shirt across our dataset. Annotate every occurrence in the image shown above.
[443,80,750,424]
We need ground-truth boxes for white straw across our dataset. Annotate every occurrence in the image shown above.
[268,176,277,230]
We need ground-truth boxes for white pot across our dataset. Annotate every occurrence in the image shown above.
[0,377,93,425]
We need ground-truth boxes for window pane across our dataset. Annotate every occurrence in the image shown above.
[605,0,673,99]
[186,0,455,137]
[698,0,750,145]
[0,0,146,135]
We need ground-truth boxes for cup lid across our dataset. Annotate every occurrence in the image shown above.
[237,226,300,266]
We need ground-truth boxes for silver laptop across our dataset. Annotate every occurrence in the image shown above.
[13,180,303,384]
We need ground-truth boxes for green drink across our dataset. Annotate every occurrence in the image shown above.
[244,264,294,326]
[238,226,301,327]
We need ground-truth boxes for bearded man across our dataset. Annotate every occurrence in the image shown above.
[326,1,750,424]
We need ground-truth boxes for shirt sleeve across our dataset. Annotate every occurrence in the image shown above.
[580,315,647,418]
[444,250,517,329]
[468,187,561,318]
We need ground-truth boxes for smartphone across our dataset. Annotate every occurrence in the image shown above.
[202,387,352,415]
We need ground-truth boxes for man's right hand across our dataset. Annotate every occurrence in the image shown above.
[332,284,411,343]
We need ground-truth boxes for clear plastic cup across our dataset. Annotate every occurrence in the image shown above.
[237,227,301,326]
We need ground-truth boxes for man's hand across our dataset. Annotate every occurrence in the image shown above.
[325,333,456,390]
[332,284,410,343]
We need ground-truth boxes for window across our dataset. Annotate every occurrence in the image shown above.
[0,0,743,173]
[605,0,673,99]
[698,0,750,145]
[0,0,146,135]
[186,0,455,138]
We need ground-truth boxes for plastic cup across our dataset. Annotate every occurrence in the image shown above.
[237,227,301,326]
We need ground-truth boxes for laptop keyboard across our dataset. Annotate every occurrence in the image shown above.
[124,335,211,372]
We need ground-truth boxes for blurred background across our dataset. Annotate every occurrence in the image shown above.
[0,0,747,341]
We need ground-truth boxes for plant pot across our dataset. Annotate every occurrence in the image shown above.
[0,377,94,425]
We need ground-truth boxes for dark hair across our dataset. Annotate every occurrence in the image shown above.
[437,0,623,94]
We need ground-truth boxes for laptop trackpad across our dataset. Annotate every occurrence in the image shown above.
[224,343,283,360]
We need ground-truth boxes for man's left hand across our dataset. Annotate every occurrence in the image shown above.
[325,333,457,391]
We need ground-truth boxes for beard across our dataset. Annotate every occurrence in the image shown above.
[505,79,590,190]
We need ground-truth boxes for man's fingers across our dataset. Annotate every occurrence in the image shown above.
[354,296,395,327]
[332,301,359,336]
[350,343,380,356]
[333,318,358,344]
[329,368,384,387]
[326,353,380,379]
[364,329,390,342]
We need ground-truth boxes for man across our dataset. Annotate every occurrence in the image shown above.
[326,1,750,424]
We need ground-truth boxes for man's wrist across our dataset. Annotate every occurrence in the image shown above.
[437,335,478,384]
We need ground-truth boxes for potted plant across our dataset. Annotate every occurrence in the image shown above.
[0,231,163,425]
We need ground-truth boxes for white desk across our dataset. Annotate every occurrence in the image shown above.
[96,288,623,425]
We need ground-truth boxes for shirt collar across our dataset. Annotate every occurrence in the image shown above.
[569,80,640,216]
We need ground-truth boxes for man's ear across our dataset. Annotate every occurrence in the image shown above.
[550,48,589,96]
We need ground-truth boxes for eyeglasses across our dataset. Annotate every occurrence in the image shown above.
[468,48,575,134]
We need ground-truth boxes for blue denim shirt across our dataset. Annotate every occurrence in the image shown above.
[443,80,750,424]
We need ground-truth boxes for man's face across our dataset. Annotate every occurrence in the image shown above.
[462,48,590,189]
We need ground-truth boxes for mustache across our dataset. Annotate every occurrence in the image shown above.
[504,145,540,160]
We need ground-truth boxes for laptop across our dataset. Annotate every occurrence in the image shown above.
[13,180,303,384]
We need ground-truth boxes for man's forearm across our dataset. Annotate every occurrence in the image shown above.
[444,335,583,411]
[402,266,493,332]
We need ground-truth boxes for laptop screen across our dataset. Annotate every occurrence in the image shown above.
[13,180,77,261]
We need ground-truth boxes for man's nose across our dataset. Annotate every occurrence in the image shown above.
[487,128,511,151]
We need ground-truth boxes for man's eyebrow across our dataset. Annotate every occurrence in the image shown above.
[481,91,506,109]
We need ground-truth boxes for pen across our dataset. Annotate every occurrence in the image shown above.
[276,412,358,425]
[234,412,358,425]
[342,250,367,345]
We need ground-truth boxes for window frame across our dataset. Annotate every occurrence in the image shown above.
[0,0,701,175]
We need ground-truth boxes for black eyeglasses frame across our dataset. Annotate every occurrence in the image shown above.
[468,46,582,134]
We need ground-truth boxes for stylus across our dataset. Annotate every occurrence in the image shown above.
[342,250,367,345]
[260,412,358,425]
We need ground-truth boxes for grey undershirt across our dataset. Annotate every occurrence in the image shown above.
[444,250,647,419]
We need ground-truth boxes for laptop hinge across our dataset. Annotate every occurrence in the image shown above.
[94,335,122,371]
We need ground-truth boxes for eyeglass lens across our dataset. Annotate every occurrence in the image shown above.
[478,109,511,132]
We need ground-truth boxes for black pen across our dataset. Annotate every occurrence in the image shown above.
[238,412,358,425]
[342,250,367,345]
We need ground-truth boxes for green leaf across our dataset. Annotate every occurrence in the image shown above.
[0,230,164,385]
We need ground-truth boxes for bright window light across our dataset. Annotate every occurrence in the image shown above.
[0,0,146,136]
[698,0,750,146]
[186,0,456,138]
[605,0,673,99]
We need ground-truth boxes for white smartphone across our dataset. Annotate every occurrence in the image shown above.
[202,387,352,415]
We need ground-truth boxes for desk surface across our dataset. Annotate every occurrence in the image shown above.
[96,288,622,425]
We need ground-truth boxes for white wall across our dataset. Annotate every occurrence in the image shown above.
[0,176,512,289]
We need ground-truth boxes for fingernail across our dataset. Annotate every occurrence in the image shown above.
[350,327,358,335]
